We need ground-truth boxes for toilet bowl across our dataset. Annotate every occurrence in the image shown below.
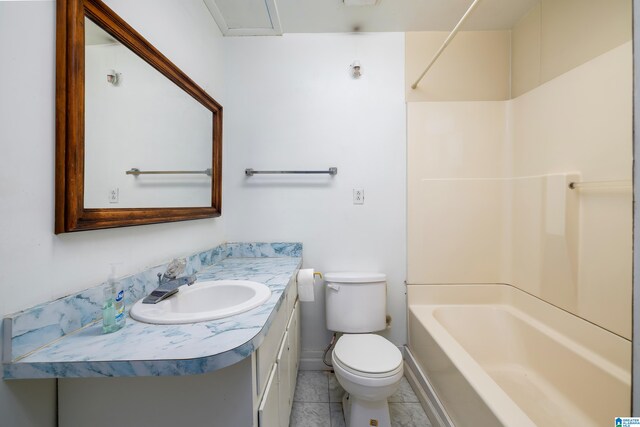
[332,333,403,427]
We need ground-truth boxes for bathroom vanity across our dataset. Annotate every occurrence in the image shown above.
[59,273,300,427]
[3,243,302,427]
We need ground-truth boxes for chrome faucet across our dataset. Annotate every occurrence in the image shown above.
[142,258,197,304]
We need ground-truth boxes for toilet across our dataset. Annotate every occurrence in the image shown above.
[325,272,403,427]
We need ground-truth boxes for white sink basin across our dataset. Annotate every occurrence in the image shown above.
[130,280,272,324]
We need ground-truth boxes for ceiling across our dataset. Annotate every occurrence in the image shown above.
[204,0,540,36]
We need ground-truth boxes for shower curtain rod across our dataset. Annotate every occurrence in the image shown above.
[410,0,483,90]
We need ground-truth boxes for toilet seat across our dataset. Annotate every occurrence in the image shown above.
[333,334,403,378]
[333,353,403,380]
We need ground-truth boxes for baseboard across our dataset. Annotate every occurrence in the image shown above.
[403,346,454,427]
[299,350,331,371]
[299,358,331,371]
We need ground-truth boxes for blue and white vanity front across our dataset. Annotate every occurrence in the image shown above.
[2,243,302,427]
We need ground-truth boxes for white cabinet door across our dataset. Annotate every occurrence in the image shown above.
[277,330,291,427]
[288,302,300,395]
[257,299,287,396]
[259,365,280,427]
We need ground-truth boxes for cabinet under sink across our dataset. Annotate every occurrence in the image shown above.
[258,297,300,427]
[58,274,301,427]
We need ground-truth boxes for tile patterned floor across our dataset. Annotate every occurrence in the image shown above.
[290,370,431,427]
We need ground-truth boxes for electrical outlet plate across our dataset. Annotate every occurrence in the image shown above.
[353,188,364,205]
[109,188,119,203]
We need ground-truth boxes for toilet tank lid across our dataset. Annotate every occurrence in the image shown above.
[324,272,386,283]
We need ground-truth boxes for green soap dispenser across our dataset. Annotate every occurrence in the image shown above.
[103,263,125,334]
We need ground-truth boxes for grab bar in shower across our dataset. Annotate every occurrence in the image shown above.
[245,167,338,177]
[568,180,632,190]
[126,168,212,176]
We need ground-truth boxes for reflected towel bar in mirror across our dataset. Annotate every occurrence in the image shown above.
[126,168,213,176]
[245,167,338,177]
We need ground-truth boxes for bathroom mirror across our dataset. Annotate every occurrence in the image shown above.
[55,0,223,233]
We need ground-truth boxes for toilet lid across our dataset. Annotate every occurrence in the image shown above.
[333,334,402,375]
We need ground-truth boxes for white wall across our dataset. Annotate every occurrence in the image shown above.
[510,42,632,338]
[0,1,226,425]
[405,31,511,102]
[223,33,407,363]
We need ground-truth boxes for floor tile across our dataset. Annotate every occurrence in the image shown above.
[389,403,431,427]
[328,373,345,403]
[292,371,430,427]
[388,377,420,403]
[290,402,331,427]
[329,402,346,427]
[294,371,329,403]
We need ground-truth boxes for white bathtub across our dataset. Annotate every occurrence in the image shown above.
[407,284,630,427]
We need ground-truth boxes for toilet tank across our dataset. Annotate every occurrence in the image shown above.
[325,272,387,333]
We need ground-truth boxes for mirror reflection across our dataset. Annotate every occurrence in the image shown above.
[84,18,213,209]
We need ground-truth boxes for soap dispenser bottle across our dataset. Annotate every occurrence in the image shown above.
[103,263,125,333]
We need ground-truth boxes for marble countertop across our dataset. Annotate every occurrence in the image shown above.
[4,256,301,379]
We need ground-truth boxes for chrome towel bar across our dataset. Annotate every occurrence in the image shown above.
[245,167,338,177]
[126,168,212,176]
[568,180,631,190]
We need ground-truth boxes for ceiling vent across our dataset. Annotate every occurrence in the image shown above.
[204,0,282,36]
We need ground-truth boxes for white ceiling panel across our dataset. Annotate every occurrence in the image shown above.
[277,0,539,33]
[205,0,540,36]
[204,0,283,36]
[216,0,273,29]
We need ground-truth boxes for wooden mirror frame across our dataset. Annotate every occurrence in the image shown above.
[55,0,223,233]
